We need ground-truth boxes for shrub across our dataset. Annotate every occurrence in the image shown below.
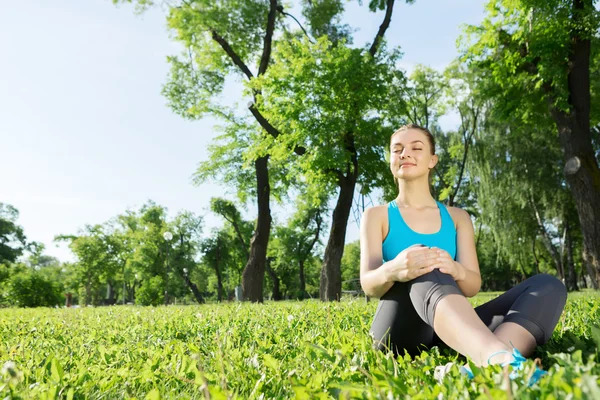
[136,276,164,306]
[8,268,62,307]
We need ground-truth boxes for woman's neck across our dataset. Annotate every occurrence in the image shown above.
[396,179,436,208]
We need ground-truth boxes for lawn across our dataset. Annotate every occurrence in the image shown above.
[1,292,599,399]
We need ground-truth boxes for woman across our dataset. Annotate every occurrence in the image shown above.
[359,124,567,379]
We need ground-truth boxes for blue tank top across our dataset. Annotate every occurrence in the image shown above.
[382,201,457,262]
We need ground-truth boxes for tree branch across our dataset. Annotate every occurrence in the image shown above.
[248,104,306,155]
[211,28,306,155]
[258,0,278,76]
[211,30,254,80]
[434,166,450,190]
[528,190,563,278]
[369,0,395,57]
[302,211,322,261]
[277,5,314,44]
[449,108,478,206]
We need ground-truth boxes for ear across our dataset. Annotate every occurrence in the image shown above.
[429,154,438,170]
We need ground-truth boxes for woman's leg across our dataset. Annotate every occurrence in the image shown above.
[372,272,567,366]
[473,274,568,357]
[370,281,437,357]
[371,269,512,365]
[409,270,513,366]
[432,294,514,365]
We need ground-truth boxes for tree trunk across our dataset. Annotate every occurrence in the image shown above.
[532,200,564,280]
[565,219,579,291]
[547,0,600,288]
[214,236,224,302]
[265,257,281,300]
[299,260,306,300]
[298,211,322,300]
[532,239,541,275]
[106,281,115,305]
[320,161,358,301]
[85,274,91,306]
[182,272,205,304]
[448,111,476,207]
[242,155,271,302]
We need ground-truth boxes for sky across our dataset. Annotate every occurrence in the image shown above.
[0,0,487,263]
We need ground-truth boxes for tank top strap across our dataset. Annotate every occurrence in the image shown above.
[436,201,456,233]
[388,200,403,228]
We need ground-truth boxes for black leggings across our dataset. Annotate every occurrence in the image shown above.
[370,271,567,356]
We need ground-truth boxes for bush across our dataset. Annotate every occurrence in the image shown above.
[9,268,62,307]
[136,276,165,306]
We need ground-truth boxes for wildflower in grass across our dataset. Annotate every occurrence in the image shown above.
[1,361,23,385]
[287,315,294,322]
[249,354,260,369]
[2,361,16,376]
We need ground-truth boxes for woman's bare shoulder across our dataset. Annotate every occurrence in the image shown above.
[362,204,388,220]
[361,204,389,241]
[446,206,472,228]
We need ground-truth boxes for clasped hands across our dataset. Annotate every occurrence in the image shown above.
[387,244,466,283]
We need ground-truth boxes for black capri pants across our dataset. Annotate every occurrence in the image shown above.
[370,271,567,356]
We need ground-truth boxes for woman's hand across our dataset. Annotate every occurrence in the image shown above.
[430,248,466,281]
[387,244,440,283]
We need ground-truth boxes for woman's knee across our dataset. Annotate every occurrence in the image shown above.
[510,273,567,344]
[528,274,567,299]
[409,270,464,326]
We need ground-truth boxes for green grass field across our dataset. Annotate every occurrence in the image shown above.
[1,292,599,399]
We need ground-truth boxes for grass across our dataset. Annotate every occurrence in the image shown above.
[0,292,599,399]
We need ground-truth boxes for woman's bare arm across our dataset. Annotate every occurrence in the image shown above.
[452,208,482,297]
[359,207,396,298]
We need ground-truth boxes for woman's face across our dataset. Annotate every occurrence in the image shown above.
[389,129,437,182]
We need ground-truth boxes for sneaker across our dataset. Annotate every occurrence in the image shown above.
[488,347,547,386]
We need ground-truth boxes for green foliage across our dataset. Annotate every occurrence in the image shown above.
[404,65,447,131]
[341,240,360,286]
[0,203,27,265]
[0,294,598,398]
[52,201,205,307]
[252,34,404,203]
[135,276,165,306]
[301,0,351,44]
[267,189,326,299]
[7,266,62,308]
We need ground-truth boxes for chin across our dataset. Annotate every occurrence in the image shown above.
[397,172,426,181]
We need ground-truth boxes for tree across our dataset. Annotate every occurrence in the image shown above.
[462,0,600,287]
[268,191,325,299]
[55,224,118,306]
[169,211,205,303]
[254,0,415,301]
[0,203,27,265]
[207,198,256,299]
[114,0,417,302]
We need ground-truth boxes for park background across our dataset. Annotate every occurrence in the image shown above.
[1,1,600,399]
[1,0,599,305]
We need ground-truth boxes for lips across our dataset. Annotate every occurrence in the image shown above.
[400,163,416,168]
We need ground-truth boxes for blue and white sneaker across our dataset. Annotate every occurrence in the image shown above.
[487,347,548,386]
[435,348,547,386]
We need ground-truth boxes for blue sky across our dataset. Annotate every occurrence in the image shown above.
[0,0,486,262]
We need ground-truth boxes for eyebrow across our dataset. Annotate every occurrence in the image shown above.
[391,140,424,147]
